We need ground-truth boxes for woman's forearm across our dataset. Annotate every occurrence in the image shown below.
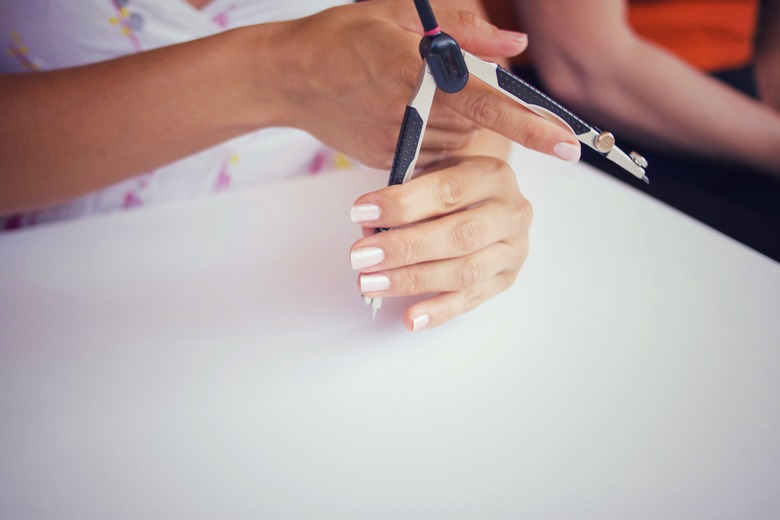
[0,0,582,216]
[561,39,780,175]
[0,25,281,214]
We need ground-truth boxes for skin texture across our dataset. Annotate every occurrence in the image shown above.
[349,136,532,332]
[510,0,780,178]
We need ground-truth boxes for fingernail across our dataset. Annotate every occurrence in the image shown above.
[350,203,380,223]
[553,142,581,163]
[351,247,384,270]
[360,273,390,292]
[499,30,528,43]
[412,314,430,331]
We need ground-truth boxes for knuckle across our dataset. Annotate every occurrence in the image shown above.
[398,234,425,265]
[521,198,534,225]
[392,187,416,217]
[458,256,485,289]
[478,156,508,182]
[456,9,484,31]
[463,287,483,312]
[472,94,502,129]
[513,197,533,228]
[498,270,517,291]
[453,217,486,252]
[458,90,501,129]
[508,234,531,270]
[433,173,463,209]
[405,268,427,294]
[517,120,549,151]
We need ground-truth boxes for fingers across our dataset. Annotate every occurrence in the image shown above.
[357,242,524,297]
[440,76,582,163]
[403,272,519,331]
[354,233,529,332]
[432,8,528,60]
[349,151,532,332]
[350,156,518,229]
[355,241,527,333]
[351,202,520,273]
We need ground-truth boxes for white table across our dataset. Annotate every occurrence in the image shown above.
[1,145,779,519]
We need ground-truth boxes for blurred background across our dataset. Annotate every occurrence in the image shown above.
[483,0,780,261]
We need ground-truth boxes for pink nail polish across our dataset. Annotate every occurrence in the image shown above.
[360,273,390,292]
[350,203,380,223]
[350,247,384,270]
[553,142,581,163]
[412,314,430,331]
[499,30,528,43]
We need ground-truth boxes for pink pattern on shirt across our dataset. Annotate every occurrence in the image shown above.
[212,4,239,28]
[309,150,327,175]
[214,153,233,192]
[123,190,143,209]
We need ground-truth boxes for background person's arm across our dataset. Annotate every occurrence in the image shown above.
[511,0,780,176]
[0,28,270,216]
[755,0,780,111]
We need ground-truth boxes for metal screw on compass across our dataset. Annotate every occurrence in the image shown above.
[363,0,648,320]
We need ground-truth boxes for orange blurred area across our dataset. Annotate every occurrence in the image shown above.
[483,0,760,71]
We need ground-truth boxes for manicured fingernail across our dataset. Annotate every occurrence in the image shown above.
[553,142,581,163]
[350,247,384,270]
[350,203,380,223]
[360,273,390,292]
[412,314,430,331]
[499,30,528,43]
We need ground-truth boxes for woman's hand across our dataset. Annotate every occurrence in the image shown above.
[348,155,531,331]
[272,0,580,169]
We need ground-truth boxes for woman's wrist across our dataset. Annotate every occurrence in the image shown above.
[237,17,322,131]
[226,24,293,130]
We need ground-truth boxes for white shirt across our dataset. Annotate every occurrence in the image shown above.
[0,0,352,228]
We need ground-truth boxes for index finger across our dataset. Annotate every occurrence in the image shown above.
[440,74,582,163]
[351,156,519,230]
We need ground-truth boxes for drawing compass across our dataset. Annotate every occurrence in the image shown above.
[364,0,648,318]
